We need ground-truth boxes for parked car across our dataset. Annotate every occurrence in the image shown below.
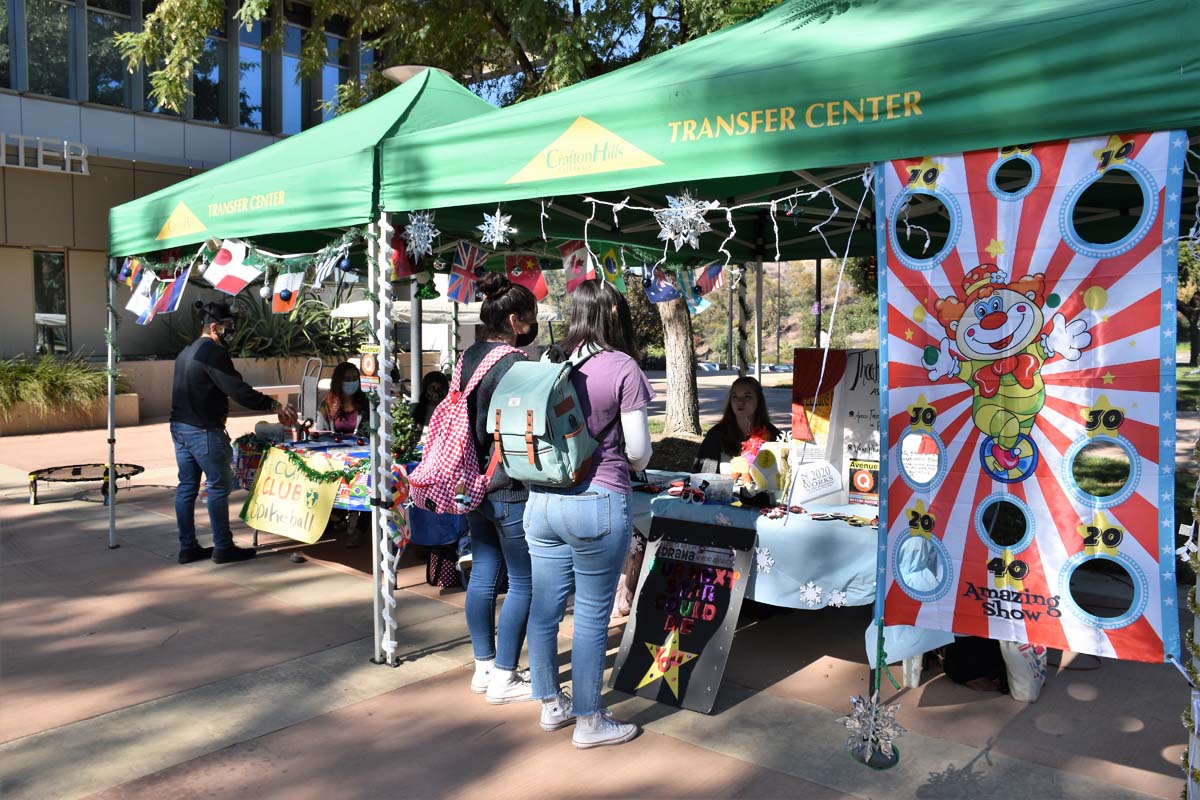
[773,364,793,373]
[697,361,720,372]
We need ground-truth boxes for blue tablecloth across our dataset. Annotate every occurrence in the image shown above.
[646,495,879,610]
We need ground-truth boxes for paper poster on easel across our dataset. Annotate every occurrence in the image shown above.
[791,348,881,505]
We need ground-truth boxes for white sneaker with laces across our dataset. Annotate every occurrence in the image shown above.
[540,689,574,731]
[470,659,494,694]
[572,709,639,749]
[486,667,533,704]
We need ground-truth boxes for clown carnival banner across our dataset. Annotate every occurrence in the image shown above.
[876,130,1186,663]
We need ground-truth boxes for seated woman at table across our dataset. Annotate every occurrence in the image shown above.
[692,376,781,475]
[318,362,369,436]
[413,371,450,430]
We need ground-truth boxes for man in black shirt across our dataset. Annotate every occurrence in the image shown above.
[171,302,296,564]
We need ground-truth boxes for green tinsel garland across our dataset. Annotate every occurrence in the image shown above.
[233,434,369,484]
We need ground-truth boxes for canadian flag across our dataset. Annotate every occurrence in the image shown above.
[561,241,595,292]
[272,271,306,313]
[204,240,263,295]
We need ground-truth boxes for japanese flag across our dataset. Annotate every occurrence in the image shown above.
[204,240,263,295]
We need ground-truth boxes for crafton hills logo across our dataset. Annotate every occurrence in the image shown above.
[155,201,207,240]
[507,116,662,184]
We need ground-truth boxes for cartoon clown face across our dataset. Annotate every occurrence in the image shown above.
[925,263,1091,482]
[952,287,1045,362]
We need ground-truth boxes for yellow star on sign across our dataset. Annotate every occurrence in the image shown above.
[904,328,914,340]
[1101,371,1115,385]
[907,156,945,190]
[1093,134,1136,173]
[906,500,936,538]
[1077,511,1124,556]
[991,548,1025,592]
[985,238,1005,259]
[635,629,698,699]
[1081,395,1125,438]
[907,394,937,433]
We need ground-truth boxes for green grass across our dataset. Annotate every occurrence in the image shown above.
[648,418,665,435]
[1178,364,1200,412]
[0,356,127,420]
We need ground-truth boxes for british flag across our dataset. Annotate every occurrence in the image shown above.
[449,241,488,303]
[693,261,725,295]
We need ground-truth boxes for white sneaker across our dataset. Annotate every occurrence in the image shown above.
[540,689,574,731]
[470,659,494,694]
[572,709,639,749]
[486,667,533,704]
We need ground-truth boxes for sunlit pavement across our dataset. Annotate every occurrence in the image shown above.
[0,391,1193,799]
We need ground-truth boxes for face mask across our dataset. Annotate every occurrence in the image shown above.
[342,380,360,395]
[217,328,235,347]
[515,321,538,348]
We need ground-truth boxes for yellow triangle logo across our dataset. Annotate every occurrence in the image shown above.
[507,117,663,184]
[155,202,207,240]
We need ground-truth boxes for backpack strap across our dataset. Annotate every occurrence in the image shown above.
[461,344,523,397]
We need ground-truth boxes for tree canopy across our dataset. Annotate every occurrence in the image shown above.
[122,0,782,114]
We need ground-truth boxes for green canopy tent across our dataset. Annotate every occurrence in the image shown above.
[102,69,496,665]
[376,0,1200,380]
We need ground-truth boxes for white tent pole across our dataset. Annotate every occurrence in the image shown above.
[367,225,383,664]
[374,212,399,665]
[106,260,119,550]
[754,256,764,384]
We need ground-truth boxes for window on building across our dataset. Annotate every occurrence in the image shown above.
[26,0,78,99]
[87,0,133,107]
[193,18,229,124]
[320,33,349,121]
[33,252,70,355]
[280,21,311,134]
[238,17,268,129]
[1,2,11,89]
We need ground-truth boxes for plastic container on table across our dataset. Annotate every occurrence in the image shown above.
[689,473,734,504]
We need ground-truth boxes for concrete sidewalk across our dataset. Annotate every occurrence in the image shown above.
[0,410,1194,799]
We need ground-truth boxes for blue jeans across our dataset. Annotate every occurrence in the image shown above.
[525,485,632,716]
[171,422,235,550]
[465,498,532,671]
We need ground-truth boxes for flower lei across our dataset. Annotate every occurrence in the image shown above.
[740,427,771,462]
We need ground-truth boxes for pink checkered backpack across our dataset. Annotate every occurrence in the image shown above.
[407,345,523,515]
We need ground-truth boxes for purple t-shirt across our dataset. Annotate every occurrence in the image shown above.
[571,350,656,494]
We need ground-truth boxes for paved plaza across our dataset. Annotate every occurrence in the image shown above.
[1,384,1197,799]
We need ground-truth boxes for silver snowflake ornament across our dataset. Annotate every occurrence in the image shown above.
[654,190,717,251]
[828,589,848,608]
[478,207,517,248]
[405,211,439,259]
[840,693,905,761]
[755,547,775,574]
[799,581,823,607]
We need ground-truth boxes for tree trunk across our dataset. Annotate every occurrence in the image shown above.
[660,296,701,435]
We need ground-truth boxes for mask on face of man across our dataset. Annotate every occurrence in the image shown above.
[515,321,539,348]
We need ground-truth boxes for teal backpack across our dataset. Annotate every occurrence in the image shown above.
[486,350,601,487]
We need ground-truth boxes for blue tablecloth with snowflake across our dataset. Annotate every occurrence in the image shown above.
[646,496,879,610]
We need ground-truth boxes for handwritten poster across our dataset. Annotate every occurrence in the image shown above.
[240,447,338,544]
[611,519,754,713]
[877,131,1184,663]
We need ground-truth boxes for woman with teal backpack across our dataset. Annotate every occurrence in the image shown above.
[460,272,540,705]
[524,279,654,748]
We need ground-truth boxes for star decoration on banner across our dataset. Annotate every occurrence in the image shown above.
[654,190,717,251]
[405,211,439,259]
[478,207,516,248]
[828,589,848,607]
[841,693,905,760]
[800,581,823,607]
[985,238,1005,259]
[635,629,698,699]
